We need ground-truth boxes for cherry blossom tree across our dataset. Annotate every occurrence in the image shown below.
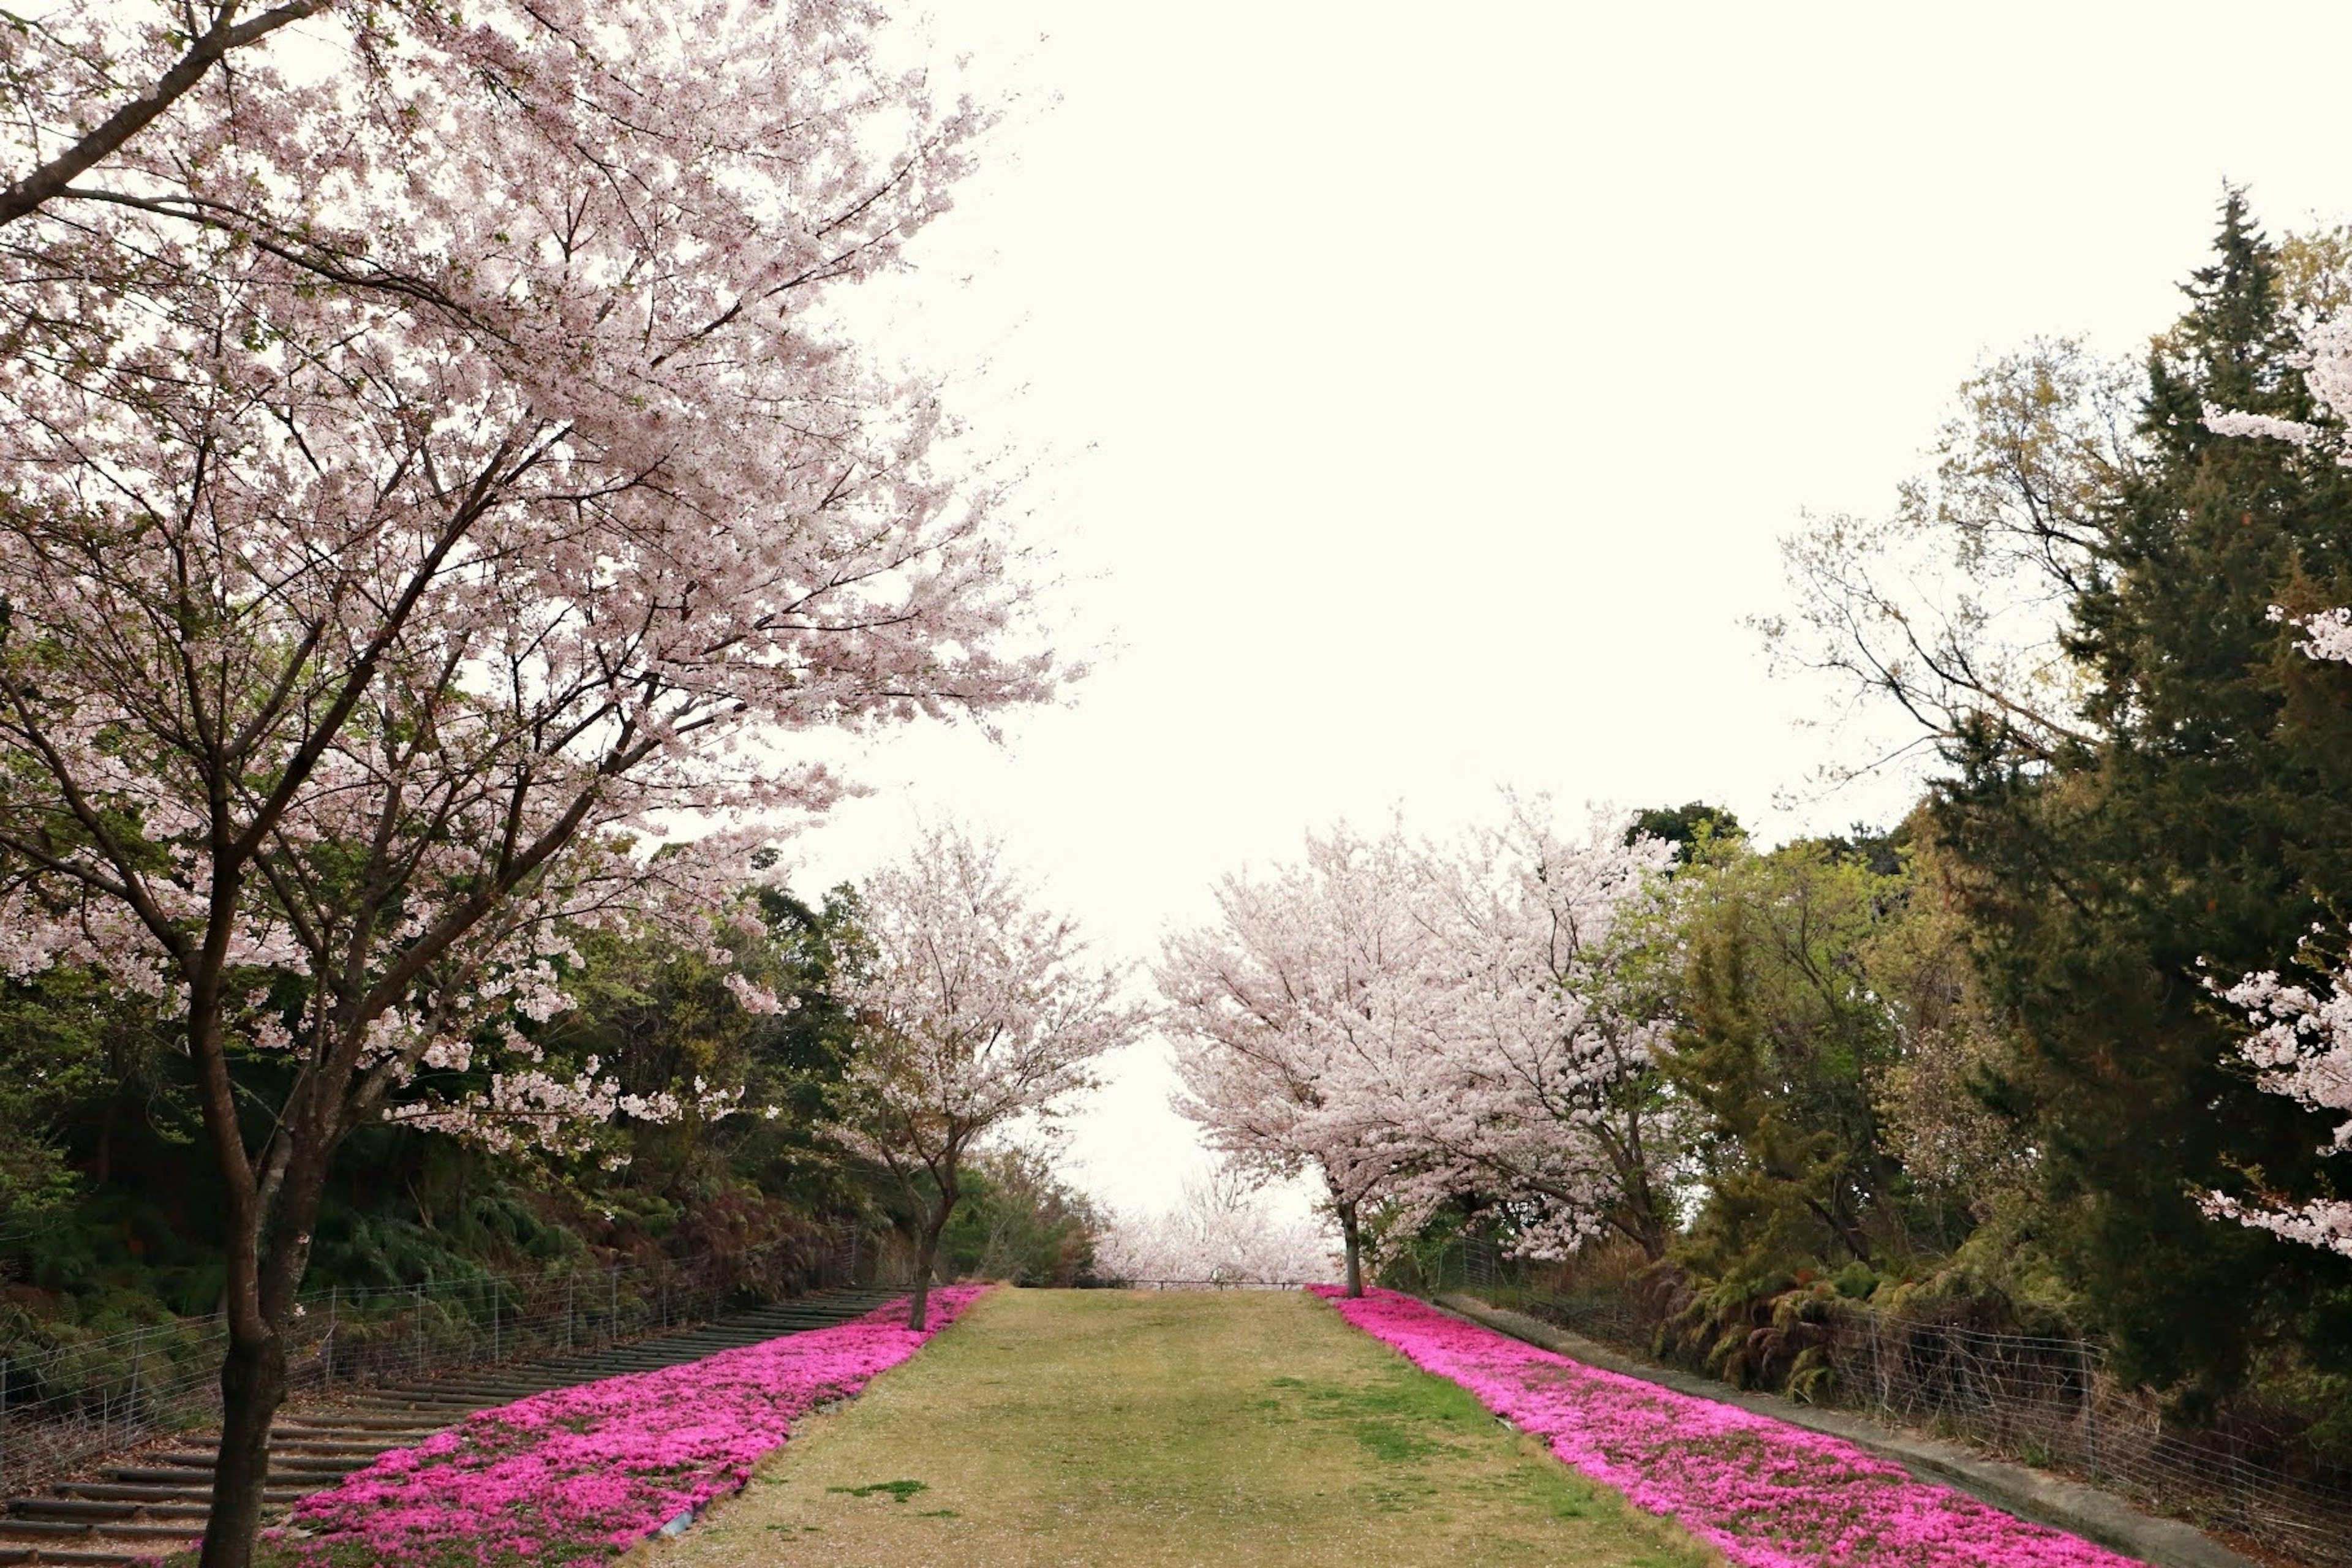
[1156,823,1442,1296]
[831,823,1142,1329]
[1096,1166,1336,1286]
[2201,317,2352,1258]
[0,4,1046,1560]
[1161,808,1683,1289]
[1396,802,1682,1259]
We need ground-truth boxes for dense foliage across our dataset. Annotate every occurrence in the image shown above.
[1668,194,2352,1443]
[0,4,1057,1556]
[0,890,1102,1337]
[1163,197,2352,1471]
[1920,201,2352,1400]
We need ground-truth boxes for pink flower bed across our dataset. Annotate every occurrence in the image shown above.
[272,1286,987,1567]
[1312,1287,2138,1568]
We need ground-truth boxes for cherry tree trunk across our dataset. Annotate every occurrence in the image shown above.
[1621,1186,1671,1264]
[200,1324,286,1568]
[1338,1205,1363,1298]
[908,1202,952,1331]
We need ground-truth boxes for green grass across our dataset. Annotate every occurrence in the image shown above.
[638,1288,1718,1568]
[826,1480,930,1502]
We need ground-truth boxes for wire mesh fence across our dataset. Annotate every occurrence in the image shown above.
[0,1224,867,1499]
[1409,1237,2352,1568]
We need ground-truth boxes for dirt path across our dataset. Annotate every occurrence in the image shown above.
[638,1287,1716,1568]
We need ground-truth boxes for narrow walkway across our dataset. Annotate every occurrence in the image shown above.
[0,1288,899,1567]
[643,1288,1715,1568]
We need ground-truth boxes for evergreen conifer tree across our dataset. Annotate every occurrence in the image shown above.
[1934,193,2352,1396]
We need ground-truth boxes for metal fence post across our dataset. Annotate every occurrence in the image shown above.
[1868,1312,1887,1416]
[2080,1342,2099,1479]
[565,1275,575,1353]
[412,1284,424,1377]
[326,1286,337,1392]
[127,1327,145,1444]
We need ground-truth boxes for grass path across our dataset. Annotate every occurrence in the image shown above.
[638,1287,1717,1568]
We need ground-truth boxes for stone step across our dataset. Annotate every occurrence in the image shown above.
[54,1483,300,1506]
[0,1519,206,1543]
[109,1458,358,1483]
[0,1546,153,1566]
[0,1287,897,1555]
[13,1500,212,1523]
[274,1415,444,1433]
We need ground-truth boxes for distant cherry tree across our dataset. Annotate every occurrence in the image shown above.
[833,823,1142,1328]
[1401,801,1681,1259]
[0,4,1043,1561]
[1159,807,1681,1289]
[1156,823,1443,1296]
[1097,1167,1336,1286]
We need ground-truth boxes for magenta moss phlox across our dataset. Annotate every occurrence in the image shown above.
[274,1286,987,1566]
[1311,1286,2136,1568]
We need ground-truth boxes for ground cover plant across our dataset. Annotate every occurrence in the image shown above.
[247,1286,987,1567]
[642,1287,1718,1568]
[1314,1287,2138,1568]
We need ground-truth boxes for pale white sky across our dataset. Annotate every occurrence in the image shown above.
[784,0,2352,1216]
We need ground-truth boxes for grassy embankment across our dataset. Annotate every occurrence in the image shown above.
[640,1287,1717,1568]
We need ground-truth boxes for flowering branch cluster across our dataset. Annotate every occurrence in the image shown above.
[1095,1168,1336,1286]
[2207,654,2352,1256]
[0,15,1052,1549]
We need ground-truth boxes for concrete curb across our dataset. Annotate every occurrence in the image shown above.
[1428,1293,2259,1568]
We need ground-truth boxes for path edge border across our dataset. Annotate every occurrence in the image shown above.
[1425,1292,2259,1568]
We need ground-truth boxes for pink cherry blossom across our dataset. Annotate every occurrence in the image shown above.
[1156,820,1441,1293]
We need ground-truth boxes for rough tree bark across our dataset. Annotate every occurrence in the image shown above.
[205,1330,285,1566]
[908,1167,961,1332]
[195,1005,341,1568]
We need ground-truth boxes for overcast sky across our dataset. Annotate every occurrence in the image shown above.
[780,0,2352,1218]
